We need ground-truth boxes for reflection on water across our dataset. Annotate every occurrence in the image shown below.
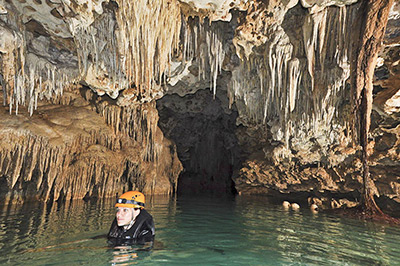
[0,195,400,265]
[110,246,139,265]
[235,196,400,265]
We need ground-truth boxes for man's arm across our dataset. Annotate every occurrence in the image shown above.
[136,218,155,244]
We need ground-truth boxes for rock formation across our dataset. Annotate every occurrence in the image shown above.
[0,0,399,214]
[0,89,182,204]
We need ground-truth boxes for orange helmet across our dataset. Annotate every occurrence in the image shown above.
[115,191,145,209]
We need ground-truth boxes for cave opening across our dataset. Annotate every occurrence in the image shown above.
[156,89,241,196]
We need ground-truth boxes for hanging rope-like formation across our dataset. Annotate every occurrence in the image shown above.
[114,0,181,101]
[1,0,183,115]
[351,0,394,214]
[229,5,352,163]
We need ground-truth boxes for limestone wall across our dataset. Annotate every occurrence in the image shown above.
[0,0,399,211]
[0,90,182,204]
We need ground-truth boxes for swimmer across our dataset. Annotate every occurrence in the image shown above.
[108,191,155,246]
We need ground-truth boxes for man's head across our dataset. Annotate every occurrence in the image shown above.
[115,191,145,227]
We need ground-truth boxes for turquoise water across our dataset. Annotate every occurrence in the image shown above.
[0,195,399,265]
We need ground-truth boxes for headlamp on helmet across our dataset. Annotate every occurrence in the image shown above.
[115,191,145,209]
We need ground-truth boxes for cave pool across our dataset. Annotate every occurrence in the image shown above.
[1,194,400,265]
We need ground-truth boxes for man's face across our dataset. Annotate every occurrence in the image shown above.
[116,207,134,226]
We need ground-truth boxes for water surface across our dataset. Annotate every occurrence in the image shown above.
[0,195,399,265]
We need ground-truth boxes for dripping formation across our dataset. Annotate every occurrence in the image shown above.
[229,4,354,166]
[0,0,399,217]
[1,0,183,114]
[0,88,182,204]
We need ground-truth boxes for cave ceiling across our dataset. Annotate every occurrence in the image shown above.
[2,0,390,109]
[1,0,400,168]
[1,0,398,119]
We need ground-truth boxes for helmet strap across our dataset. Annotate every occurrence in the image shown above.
[123,208,140,230]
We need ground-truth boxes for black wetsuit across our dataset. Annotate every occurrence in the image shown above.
[107,209,155,246]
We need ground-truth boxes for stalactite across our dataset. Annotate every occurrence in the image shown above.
[5,53,73,114]
[1,0,183,115]
[0,88,182,204]
[0,15,77,115]
[114,0,181,101]
[70,11,126,98]
[91,80,184,166]
[178,17,225,96]
[0,123,176,203]
[229,5,353,163]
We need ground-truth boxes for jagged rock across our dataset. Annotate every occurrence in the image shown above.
[0,90,182,204]
[0,0,399,214]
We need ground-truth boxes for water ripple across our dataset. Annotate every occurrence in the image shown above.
[0,195,400,265]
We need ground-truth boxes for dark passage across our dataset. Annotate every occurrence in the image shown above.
[156,89,240,195]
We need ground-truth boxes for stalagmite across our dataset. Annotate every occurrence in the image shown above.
[310,203,318,212]
[291,203,300,210]
[282,201,290,209]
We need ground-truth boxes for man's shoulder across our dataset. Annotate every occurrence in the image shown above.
[139,209,153,220]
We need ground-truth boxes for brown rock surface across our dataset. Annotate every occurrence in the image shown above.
[0,0,399,214]
[0,90,182,204]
